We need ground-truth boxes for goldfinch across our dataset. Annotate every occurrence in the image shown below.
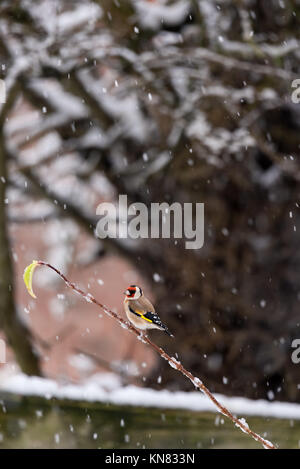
[123,285,174,337]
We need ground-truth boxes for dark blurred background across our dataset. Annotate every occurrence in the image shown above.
[0,0,300,402]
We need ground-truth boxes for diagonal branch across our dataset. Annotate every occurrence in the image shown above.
[30,260,277,450]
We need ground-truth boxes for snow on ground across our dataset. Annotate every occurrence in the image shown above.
[0,370,300,420]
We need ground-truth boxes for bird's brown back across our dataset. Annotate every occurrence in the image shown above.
[130,295,155,313]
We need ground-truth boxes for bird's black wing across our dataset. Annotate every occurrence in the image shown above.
[143,311,164,327]
[129,307,161,325]
[129,307,174,337]
[143,312,174,337]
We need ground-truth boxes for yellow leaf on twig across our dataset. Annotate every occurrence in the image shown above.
[23,260,39,299]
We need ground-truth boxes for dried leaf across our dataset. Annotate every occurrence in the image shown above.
[23,260,39,299]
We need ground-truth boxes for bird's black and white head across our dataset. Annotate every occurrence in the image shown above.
[124,285,143,300]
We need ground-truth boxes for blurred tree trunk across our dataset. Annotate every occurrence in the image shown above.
[0,84,41,376]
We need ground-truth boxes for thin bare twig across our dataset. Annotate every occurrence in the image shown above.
[33,260,276,449]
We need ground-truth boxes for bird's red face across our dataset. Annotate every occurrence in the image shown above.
[124,285,142,300]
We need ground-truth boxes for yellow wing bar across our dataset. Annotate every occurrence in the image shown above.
[135,309,153,323]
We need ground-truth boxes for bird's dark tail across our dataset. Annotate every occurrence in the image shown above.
[163,326,174,338]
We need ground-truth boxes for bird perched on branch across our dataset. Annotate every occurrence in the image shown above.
[123,285,174,337]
